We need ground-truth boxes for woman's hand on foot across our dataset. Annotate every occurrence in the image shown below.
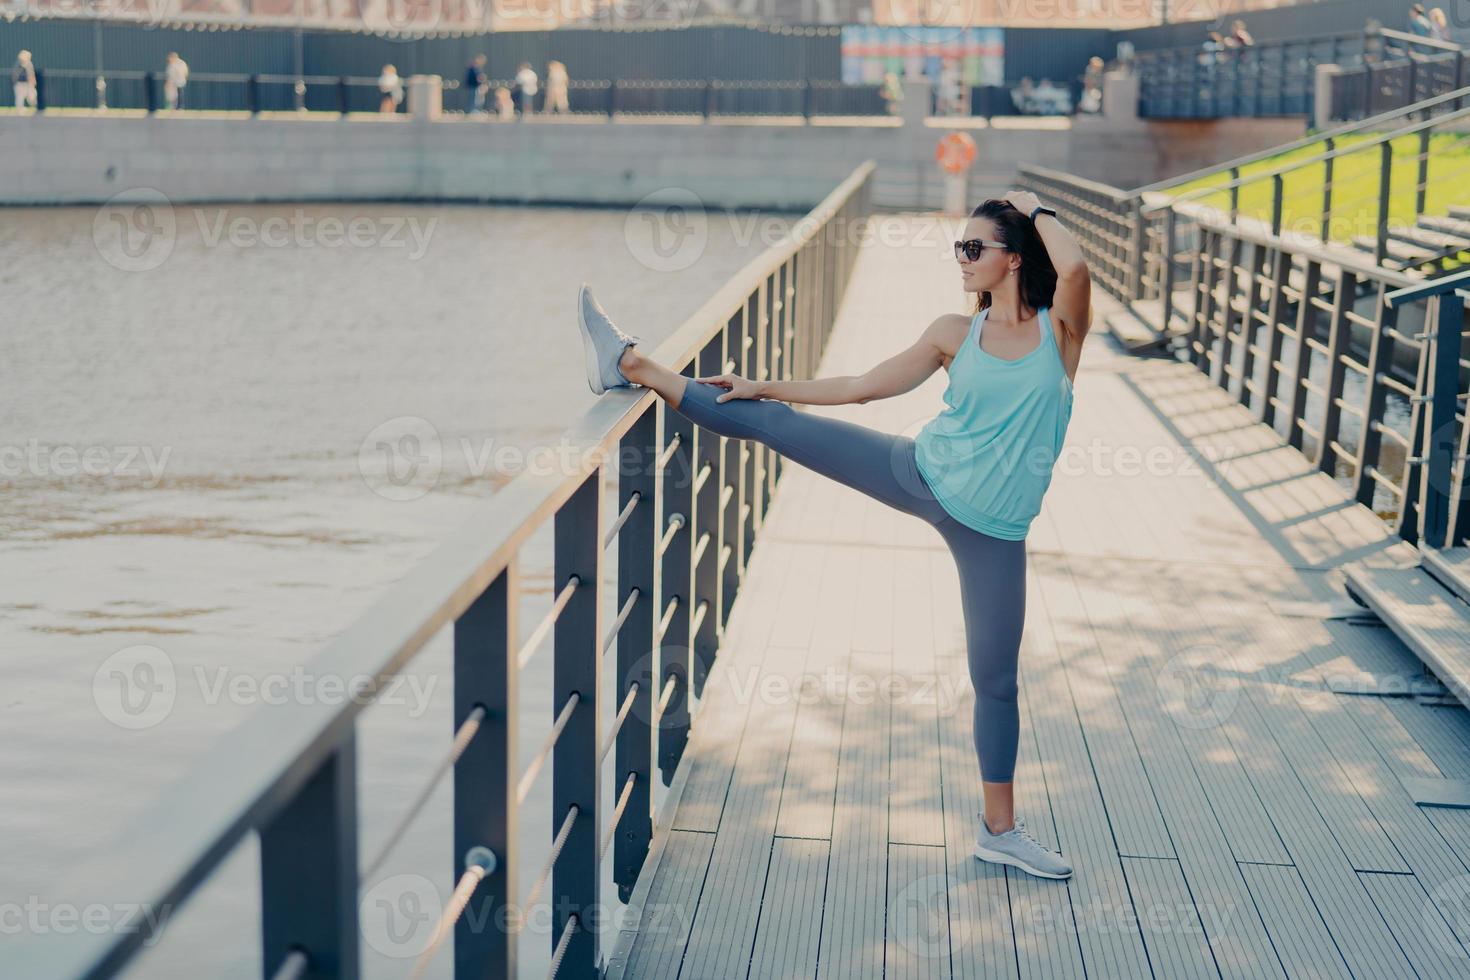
[695,373,762,403]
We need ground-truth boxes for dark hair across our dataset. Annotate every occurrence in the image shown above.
[967,199,1057,317]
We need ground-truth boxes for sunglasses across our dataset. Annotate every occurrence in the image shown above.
[954,239,1008,261]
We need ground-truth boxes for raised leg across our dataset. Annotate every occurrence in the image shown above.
[629,360,951,528]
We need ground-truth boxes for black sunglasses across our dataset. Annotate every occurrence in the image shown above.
[954,239,1008,262]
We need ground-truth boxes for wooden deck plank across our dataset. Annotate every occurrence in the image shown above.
[886,844,952,980]
[621,830,717,980]
[1236,862,1354,980]
[1021,564,1157,978]
[676,641,809,978]
[674,544,798,833]
[1154,596,1420,976]
[1053,557,1289,978]
[932,551,1022,980]
[814,646,892,980]
[1031,560,1175,860]
[1010,675,1088,980]
[1118,856,1222,980]
[1359,869,1470,978]
[747,837,829,980]
[1196,605,1414,875]
[774,546,861,841]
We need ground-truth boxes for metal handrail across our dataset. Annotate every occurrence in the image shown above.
[1139,101,1470,215]
[1134,82,1470,196]
[10,161,876,980]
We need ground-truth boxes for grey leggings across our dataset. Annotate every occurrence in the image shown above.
[674,376,1026,783]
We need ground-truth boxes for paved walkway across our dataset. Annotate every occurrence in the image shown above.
[604,216,1470,980]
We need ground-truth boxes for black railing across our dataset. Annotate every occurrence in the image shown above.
[1327,27,1467,122]
[1136,29,1364,119]
[32,68,413,115]
[1180,208,1468,548]
[11,162,875,980]
[25,69,892,119]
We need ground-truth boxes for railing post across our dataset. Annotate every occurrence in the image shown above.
[802,78,813,121]
[613,411,656,902]
[260,741,360,980]
[247,74,260,116]
[338,76,349,116]
[1416,128,1429,219]
[704,77,714,119]
[1287,261,1323,453]
[1422,291,1464,547]
[1376,141,1392,265]
[608,79,617,119]
[715,310,741,672]
[1228,167,1240,219]
[1270,173,1283,235]
[34,68,46,113]
[659,373,694,784]
[1161,209,1179,332]
[552,474,603,975]
[1321,137,1335,242]
[1128,198,1146,301]
[453,565,517,979]
[1316,272,1356,476]
[146,71,158,115]
[1354,287,1398,508]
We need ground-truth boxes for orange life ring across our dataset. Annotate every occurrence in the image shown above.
[935,132,976,174]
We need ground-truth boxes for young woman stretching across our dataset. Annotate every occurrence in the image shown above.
[575,191,1090,879]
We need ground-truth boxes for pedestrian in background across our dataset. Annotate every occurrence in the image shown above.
[465,54,488,116]
[164,52,189,111]
[1427,6,1450,40]
[543,60,569,114]
[514,61,537,117]
[879,71,903,116]
[12,50,37,114]
[378,64,403,114]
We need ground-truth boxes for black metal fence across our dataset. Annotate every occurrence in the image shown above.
[24,67,895,117]
[1136,29,1365,118]
[1325,27,1468,122]
[9,162,874,980]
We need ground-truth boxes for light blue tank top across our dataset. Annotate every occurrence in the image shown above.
[913,305,1074,540]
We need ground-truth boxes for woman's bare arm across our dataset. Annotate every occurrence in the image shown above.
[718,315,952,405]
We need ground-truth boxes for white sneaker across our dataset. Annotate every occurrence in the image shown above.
[577,283,644,395]
[972,813,1072,879]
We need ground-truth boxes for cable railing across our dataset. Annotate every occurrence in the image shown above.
[1178,206,1468,548]
[9,160,874,980]
[1134,101,1470,336]
[1018,83,1470,312]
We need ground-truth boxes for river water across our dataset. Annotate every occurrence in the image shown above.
[0,201,783,978]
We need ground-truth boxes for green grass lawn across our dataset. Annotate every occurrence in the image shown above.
[1165,131,1470,257]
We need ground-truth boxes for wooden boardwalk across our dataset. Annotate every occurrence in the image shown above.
[603,218,1470,980]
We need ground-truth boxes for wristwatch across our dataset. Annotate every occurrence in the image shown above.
[1029,205,1058,223]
